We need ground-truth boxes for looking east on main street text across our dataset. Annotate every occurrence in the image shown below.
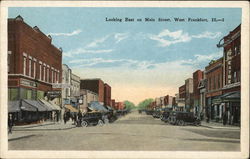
[105,17,225,23]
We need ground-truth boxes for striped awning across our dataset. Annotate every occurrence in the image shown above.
[64,104,78,112]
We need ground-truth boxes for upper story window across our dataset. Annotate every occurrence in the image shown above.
[8,51,12,73]
[39,63,42,80]
[29,58,32,77]
[43,65,46,81]
[23,57,26,75]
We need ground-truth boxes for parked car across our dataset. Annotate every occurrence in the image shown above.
[168,111,201,126]
[81,112,105,127]
[145,109,154,115]
[160,110,171,122]
[152,108,164,118]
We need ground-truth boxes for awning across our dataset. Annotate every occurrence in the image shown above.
[89,101,108,112]
[64,104,78,112]
[39,99,61,111]
[8,101,21,113]
[23,99,48,112]
[21,100,38,112]
[212,91,240,104]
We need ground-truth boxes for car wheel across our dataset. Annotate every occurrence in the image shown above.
[98,120,104,126]
[160,115,164,120]
[104,118,109,124]
[81,121,88,127]
[179,120,185,126]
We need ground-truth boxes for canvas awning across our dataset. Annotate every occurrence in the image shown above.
[23,99,48,112]
[8,101,21,113]
[21,100,38,112]
[212,91,240,104]
[89,101,108,112]
[39,99,61,111]
[64,104,78,112]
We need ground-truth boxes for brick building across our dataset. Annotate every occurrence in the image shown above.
[115,102,124,110]
[185,78,193,112]
[205,57,223,121]
[111,99,116,109]
[80,78,104,104]
[8,15,62,103]
[193,70,204,115]
[216,24,241,125]
[178,85,186,111]
[104,83,111,106]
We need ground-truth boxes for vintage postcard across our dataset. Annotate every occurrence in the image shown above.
[0,1,249,159]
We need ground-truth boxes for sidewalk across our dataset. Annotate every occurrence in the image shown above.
[201,121,240,130]
[13,121,76,131]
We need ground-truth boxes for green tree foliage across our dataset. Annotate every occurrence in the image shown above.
[124,100,136,110]
[137,98,154,110]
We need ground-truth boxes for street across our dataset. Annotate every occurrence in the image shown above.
[9,111,240,151]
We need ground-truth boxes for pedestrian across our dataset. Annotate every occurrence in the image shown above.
[77,111,82,127]
[8,114,13,134]
[206,113,210,123]
[222,112,227,125]
[63,112,67,124]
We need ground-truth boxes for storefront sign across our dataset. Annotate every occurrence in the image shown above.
[20,78,37,88]
[47,91,61,98]
[52,83,71,88]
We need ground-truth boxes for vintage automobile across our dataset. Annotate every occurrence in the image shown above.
[81,112,105,127]
[152,108,163,118]
[160,110,171,122]
[168,111,201,126]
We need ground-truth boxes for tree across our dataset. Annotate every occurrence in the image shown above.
[124,100,136,110]
[137,98,154,110]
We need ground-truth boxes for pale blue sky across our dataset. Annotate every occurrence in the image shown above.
[8,7,241,104]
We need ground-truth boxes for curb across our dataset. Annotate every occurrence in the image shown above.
[8,134,36,141]
[200,124,240,130]
[13,126,76,131]
[14,122,56,129]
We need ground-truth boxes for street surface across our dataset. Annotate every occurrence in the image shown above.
[9,111,240,151]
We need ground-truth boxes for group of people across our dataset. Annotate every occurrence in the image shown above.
[63,110,83,126]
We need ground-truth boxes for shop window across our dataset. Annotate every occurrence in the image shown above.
[27,89,32,99]
[37,90,44,99]
[8,88,19,101]
[20,88,27,99]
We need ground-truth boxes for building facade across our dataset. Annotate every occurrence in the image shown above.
[80,79,104,104]
[79,89,99,113]
[205,58,223,122]
[178,85,186,111]
[8,15,62,103]
[104,83,111,106]
[70,73,80,107]
[61,64,71,105]
[185,78,193,112]
[217,24,241,125]
[193,70,204,115]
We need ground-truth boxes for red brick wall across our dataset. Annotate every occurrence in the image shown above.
[104,83,111,106]
[224,25,241,85]
[80,79,104,103]
[8,17,62,93]
[179,85,186,98]
[205,58,223,98]
[193,70,203,100]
